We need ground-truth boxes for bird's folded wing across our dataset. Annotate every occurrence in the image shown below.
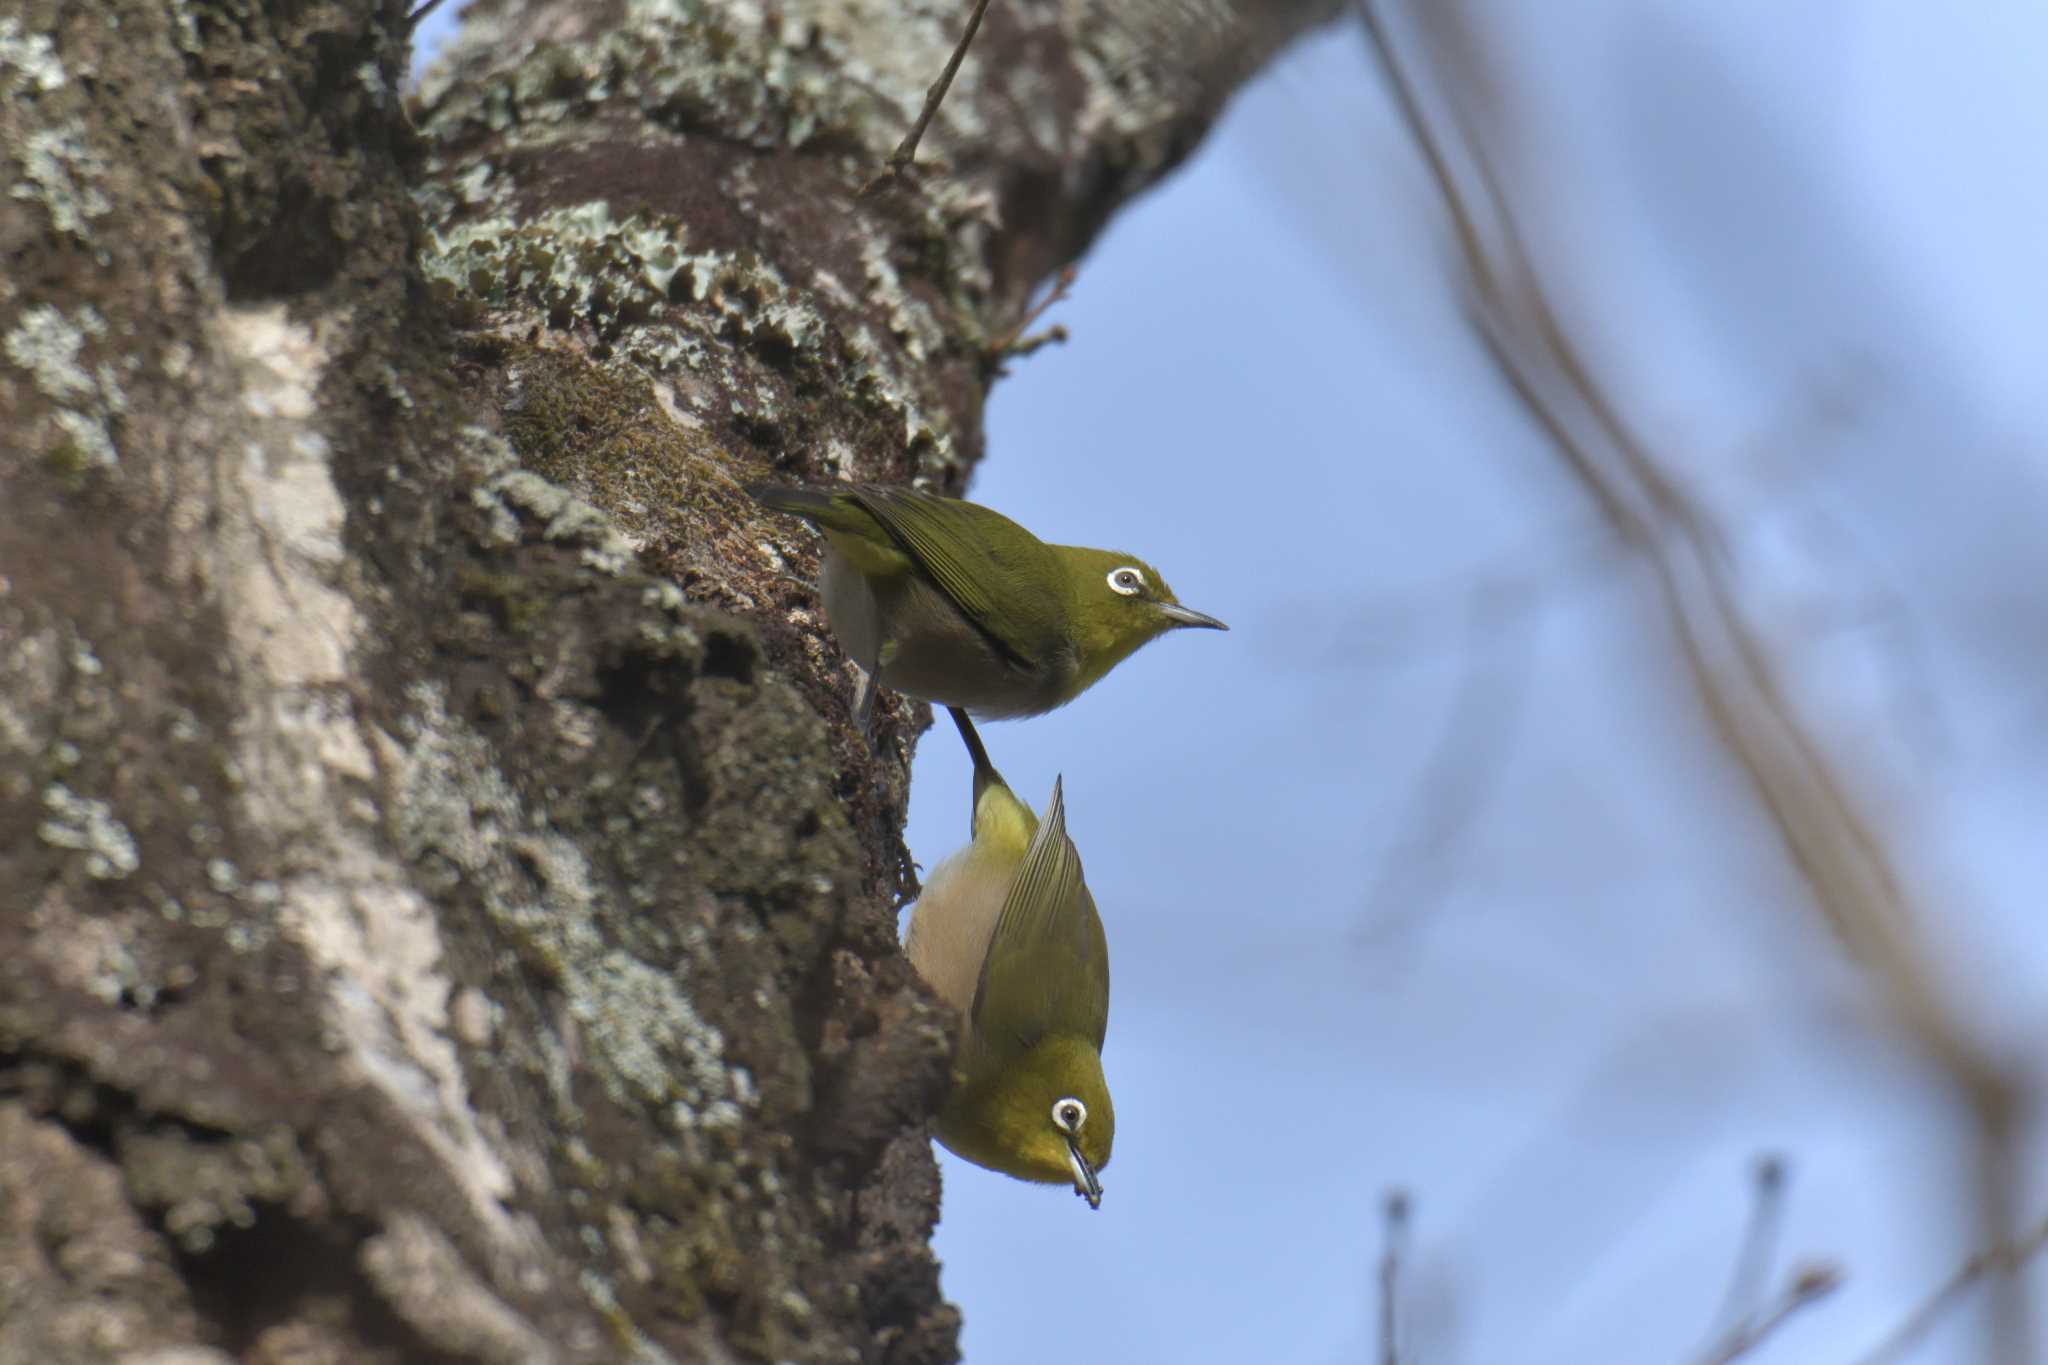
[851,487,1054,672]
[970,777,1111,1055]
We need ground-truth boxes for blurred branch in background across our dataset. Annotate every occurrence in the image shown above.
[1850,1213,2048,1365]
[1356,0,2036,1360]
[1353,577,1535,950]
[1688,1156,1843,1365]
[1379,1189,1411,1365]
[1693,1261,1844,1365]
[1702,1156,1789,1354]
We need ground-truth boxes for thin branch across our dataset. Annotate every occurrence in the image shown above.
[862,0,995,194]
[1695,1162,1794,1358]
[1846,1212,2048,1365]
[1378,1189,1410,1365]
[987,264,1078,370]
[1703,1155,1789,1349]
[995,324,1067,367]
[405,0,452,35]
[1691,1263,1841,1365]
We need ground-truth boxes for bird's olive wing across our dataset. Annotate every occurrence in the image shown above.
[969,777,1111,1055]
[746,482,918,580]
[850,487,1061,671]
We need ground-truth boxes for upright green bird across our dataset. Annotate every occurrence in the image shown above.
[907,707,1113,1207]
[748,481,1226,728]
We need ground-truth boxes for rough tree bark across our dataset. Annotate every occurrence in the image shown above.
[0,1,1335,1360]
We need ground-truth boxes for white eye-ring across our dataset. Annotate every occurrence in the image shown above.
[1106,567,1145,597]
[1052,1098,1086,1133]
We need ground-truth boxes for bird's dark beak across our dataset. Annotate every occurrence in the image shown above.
[1158,602,1228,631]
[1065,1137,1103,1210]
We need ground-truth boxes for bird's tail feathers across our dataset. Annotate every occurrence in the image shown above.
[746,481,858,529]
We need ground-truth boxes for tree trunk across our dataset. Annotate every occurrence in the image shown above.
[0,0,1335,1359]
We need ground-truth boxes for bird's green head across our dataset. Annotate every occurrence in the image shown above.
[941,1034,1115,1208]
[1054,546,1227,694]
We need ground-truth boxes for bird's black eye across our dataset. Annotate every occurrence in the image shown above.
[1052,1099,1086,1133]
[1106,567,1144,597]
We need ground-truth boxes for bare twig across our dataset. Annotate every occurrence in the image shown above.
[405,0,451,34]
[1701,1156,1789,1351]
[1691,1263,1841,1365]
[996,324,1068,366]
[1846,1212,2048,1365]
[862,0,995,194]
[1356,2,2032,1357]
[988,264,1079,368]
[1378,1190,1410,1365]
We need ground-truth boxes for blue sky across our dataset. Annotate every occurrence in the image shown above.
[416,6,2048,1361]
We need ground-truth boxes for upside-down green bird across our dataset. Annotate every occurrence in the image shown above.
[907,707,1113,1207]
[747,481,1226,729]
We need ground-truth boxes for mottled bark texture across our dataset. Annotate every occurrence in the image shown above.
[0,0,1333,1361]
